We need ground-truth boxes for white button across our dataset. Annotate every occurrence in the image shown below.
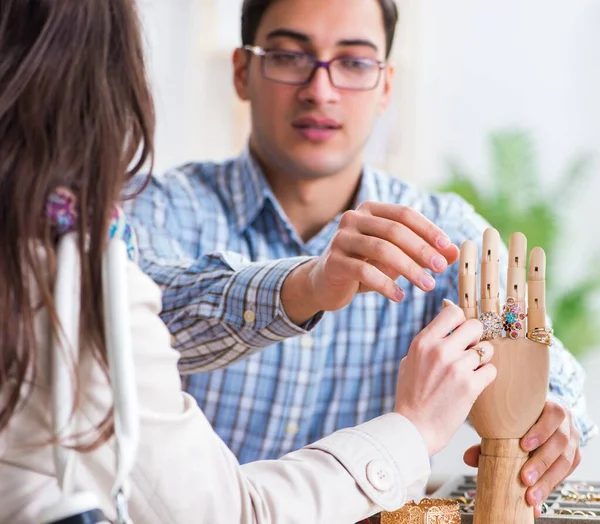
[285,422,299,436]
[300,335,313,349]
[243,310,256,323]
[366,460,395,492]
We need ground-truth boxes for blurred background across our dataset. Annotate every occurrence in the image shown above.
[138,0,600,482]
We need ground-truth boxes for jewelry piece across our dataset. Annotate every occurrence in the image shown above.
[381,498,460,524]
[502,297,526,339]
[478,311,503,340]
[472,346,487,366]
[526,327,554,346]
[46,186,138,262]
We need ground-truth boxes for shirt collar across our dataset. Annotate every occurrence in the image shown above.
[231,146,276,233]
[352,164,383,206]
[231,147,386,234]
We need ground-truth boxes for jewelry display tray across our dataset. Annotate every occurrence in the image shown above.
[433,475,600,522]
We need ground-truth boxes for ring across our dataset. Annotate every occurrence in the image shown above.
[472,345,487,366]
[478,311,503,340]
[502,297,527,339]
[526,327,554,346]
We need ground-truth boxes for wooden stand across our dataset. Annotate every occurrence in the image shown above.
[474,439,532,524]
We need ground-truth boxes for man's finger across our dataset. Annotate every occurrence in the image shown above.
[339,256,404,303]
[354,213,451,274]
[521,421,572,488]
[463,444,482,467]
[521,401,568,452]
[360,202,459,261]
[335,230,437,292]
[526,450,576,507]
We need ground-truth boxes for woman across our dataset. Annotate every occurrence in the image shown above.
[0,1,495,522]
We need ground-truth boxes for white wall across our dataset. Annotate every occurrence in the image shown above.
[411,0,600,285]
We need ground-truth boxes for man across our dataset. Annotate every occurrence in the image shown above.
[127,0,596,513]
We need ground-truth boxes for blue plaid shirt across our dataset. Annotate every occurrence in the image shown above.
[125,148,597,464]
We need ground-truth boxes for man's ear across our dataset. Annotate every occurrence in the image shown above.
[233,47,250,101]
[378,63,395,114]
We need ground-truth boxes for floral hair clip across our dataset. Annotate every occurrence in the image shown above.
[46,187,78,236]
[46,187,137,262]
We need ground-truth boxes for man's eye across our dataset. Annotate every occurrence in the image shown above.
[339,58,374,71]
[269,52,304,66]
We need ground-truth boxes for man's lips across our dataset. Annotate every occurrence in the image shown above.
[291,117,342,141]
[291,117,342,130]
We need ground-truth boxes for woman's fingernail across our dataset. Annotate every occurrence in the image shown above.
[421,273,436,290]
[532,489,543,505]
[437,236,451,248]
[395,287,406,302]
[442,298,455,308]
[432,255,447,271]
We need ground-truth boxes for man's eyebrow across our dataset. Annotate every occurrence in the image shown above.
[265,30,379,53]
[265,29,310,42]
[337,39,379,52]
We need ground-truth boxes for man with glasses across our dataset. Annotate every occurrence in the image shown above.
[127,0,595,511]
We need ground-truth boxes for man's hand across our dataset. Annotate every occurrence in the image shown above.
[464,400,581,517]
[281,202,460,324]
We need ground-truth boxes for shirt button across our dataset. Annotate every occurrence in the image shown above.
[285,422,299,436]
[300,335,313,349]
[243,310,256,323]
[366,460,395,492]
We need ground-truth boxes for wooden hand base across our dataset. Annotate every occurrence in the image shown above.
[474,439,533,524]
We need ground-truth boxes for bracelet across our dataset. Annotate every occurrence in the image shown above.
[381,498,461,524]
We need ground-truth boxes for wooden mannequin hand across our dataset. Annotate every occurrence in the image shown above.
[457,228,580,520]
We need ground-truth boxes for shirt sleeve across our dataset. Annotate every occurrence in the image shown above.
[437,193,598,446]
[123,262,430,523]
[123,173,323,374]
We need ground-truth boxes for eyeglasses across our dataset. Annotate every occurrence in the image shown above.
[243,45,387,91]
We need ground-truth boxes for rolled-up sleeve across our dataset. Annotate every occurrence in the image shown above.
[124,174,322,373]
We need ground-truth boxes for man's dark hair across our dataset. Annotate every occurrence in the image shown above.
[241,0,399,58]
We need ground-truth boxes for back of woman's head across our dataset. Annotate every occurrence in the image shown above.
[0,0,154,439]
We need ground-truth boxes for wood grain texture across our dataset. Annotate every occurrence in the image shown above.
[474,439,533,524]
[470,337,550,524]
[470,337,549,438]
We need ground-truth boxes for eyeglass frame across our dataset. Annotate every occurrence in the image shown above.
[242,45,388,91]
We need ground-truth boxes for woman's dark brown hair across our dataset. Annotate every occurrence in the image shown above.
[0,0,154,446]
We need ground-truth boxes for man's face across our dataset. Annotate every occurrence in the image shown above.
[234,0,394,181]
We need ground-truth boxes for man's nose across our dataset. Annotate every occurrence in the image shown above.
[298,65,341,105]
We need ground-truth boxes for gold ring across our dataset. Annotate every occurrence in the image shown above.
[472,345,487,366]
[526,327,554,346]
[478,311,503,340]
